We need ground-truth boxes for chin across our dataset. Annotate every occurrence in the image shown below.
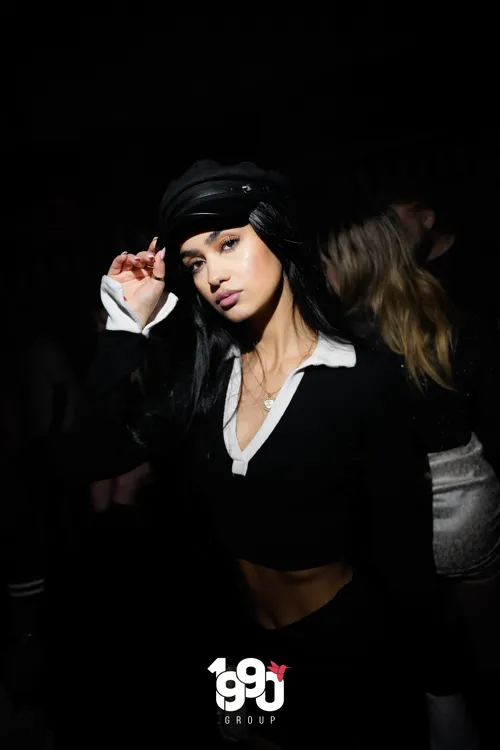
[221,306,253,324]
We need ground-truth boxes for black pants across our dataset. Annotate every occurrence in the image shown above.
[214,574,429,749]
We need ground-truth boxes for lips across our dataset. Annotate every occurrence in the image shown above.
[216,290,242,310]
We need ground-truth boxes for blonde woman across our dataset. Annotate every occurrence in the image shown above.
[321,204,500,748]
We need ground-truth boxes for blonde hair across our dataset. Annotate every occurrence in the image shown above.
[324,210,455,391]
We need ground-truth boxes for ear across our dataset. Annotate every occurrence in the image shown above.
[421,208,436,231]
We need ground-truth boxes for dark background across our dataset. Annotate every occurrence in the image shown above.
[9,13,499,251]
[2,11,496,431]
[3,11,500,748]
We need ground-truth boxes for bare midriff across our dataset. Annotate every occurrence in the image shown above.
[237,559,354,629]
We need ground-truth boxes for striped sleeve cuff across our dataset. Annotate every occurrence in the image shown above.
[8,578,45,598]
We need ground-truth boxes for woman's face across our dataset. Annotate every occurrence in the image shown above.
[179,224,283,323]
[391,201,435,245]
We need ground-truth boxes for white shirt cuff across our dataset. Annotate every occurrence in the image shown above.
[101,276,179,337]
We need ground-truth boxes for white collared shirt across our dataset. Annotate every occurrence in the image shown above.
[101,276,356,477]
[222,336,356,476]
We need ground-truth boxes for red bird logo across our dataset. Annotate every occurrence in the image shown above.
[267,661,292,682]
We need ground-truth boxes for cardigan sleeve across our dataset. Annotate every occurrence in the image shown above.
[356,365,459,693]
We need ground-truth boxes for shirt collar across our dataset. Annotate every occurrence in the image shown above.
[224,333,356,369]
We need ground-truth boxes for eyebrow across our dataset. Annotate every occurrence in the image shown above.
[205,230,221,245]
[179,249,201,261]
[179,230,223,261]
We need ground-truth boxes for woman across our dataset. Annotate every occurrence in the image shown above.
[321,204,500,746]
[79,161,447,749]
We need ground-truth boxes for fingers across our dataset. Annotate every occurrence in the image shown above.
[135,248,157,268]
[133,237,158,264]
[107,238,165,277]
[137,238,166,281]
[107,251,143,275]
[153,245,166,280]
[107,252,130,276]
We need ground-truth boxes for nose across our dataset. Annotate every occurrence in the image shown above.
[207,259,231,288]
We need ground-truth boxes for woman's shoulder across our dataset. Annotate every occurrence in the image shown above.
[315,334,407,416]
[345,332,403,377]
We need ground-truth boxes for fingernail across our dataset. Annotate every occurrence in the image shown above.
[122,251,128,255]
[159,248,165,260]
[152,236,158,241]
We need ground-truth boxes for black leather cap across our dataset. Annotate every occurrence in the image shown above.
[157,160,289,251]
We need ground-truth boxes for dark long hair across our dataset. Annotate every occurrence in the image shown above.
[133,201,343,450]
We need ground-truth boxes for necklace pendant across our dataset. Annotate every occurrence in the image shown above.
[263,397,275,411]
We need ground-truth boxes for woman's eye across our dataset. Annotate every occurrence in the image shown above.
[190,260,204,275]
[221,237,239,252]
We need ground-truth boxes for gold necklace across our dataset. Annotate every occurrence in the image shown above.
[245,336,318,412]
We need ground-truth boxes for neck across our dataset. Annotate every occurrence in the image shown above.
[245,280,315,370]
